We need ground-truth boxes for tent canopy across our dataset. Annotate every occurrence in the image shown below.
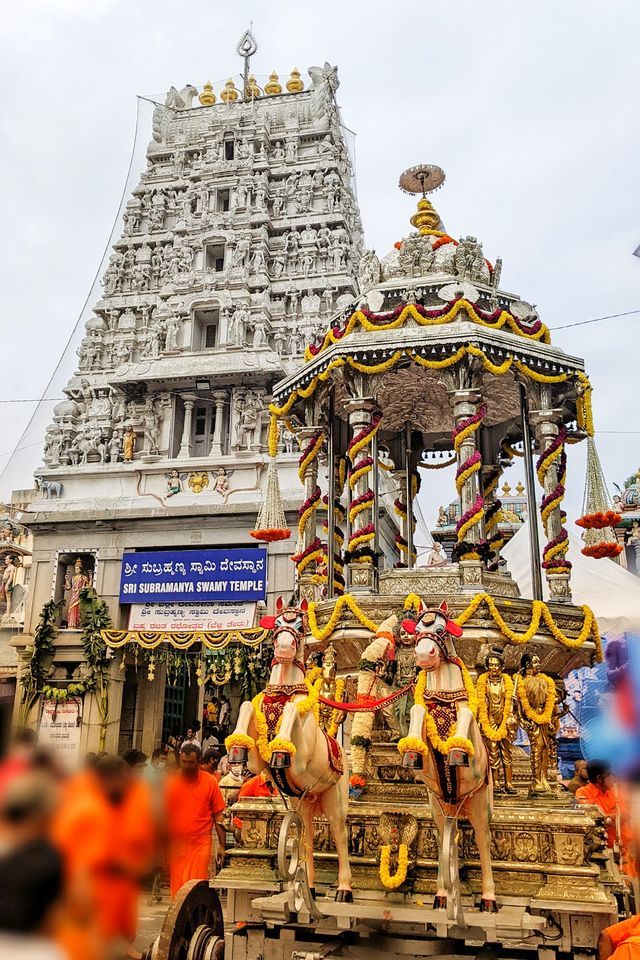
[502,519,640,634]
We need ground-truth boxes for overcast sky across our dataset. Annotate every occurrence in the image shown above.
[0,1,638,525]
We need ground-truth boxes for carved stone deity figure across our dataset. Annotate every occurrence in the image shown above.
[122,426,136,462]
[517,653,556,794]
[358,249,381,293]
[142,399,160,455]
[251,316,269,349]
[65,558,90,629]
[233,390,260,451]
[107,431,121,464]
[164,314,180,352]
[478,651,518,794]
[0,555,18,618]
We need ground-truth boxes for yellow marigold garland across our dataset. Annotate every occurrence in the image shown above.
[269,346,574,424]
[347,351,403,375]
[517,673,556,725]
[304,300,551,363]
[326,677,346,738]
[397,666,477,759]
[379,843,410,889]
[476,672,514,742]
[248,671,323,762]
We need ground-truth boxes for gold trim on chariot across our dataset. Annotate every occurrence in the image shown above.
[100,627,270,650]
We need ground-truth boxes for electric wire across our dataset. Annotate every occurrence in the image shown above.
[0,98,143,485]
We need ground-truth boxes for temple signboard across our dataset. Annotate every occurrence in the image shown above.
[119,548,267,603]
[39,699,83,770]
[127,600,257,631]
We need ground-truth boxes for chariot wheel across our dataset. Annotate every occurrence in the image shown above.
[277,810,304,881]
[442,816,462,924]
[146,880,224,960]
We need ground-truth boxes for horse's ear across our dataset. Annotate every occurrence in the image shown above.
[276,596,285,612]
[299,598,308,612]
[439,600,449,614]
[401,619,417,634]
[260,615,276,629]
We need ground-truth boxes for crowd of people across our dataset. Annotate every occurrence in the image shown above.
[0,724,275,960]
[2,722,640,960]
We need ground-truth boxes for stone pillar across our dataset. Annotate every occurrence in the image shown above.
[178,398,195,459]
[345,397,378,593]
[449,389,485,588]
[531,397,572,602]
[295,425,324,600]
[210,390,227,457]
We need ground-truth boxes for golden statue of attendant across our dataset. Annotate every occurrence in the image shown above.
[317,644,346,736]
[476,650,517,794]
[516,653,556,794]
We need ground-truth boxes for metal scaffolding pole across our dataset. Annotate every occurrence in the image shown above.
[519,382,543,601]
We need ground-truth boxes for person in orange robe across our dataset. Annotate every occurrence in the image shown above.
[576,761,619,848]
[599,915,640,959]
[51,754,155,960]
[238,772,277,800]
[164,743,226,897]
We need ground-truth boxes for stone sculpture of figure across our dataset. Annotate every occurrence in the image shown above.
[436,505,448,527]
[234,391,259,450]
[142,400,160,456]
[213,467,230,497]
[107,431,121,464]
[284,228,300,253]
[517,653,555,794]
[65,558,90,629]
[272,328,288,355]
[123,426,136,462]
[233,237,250,267]
[272,187,285,219]
[271,250,286,277]
[166,470,183,497]
[251,248,267,274]
[251,316,269,349]
[272,141,285,161]
[0,556,17,618]
[478,651,518,794]
[164,314,180,352]
[285,139,298,163]
[358,249,381,293]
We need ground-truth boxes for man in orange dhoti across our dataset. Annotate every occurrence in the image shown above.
[165,743,226,897]
[51,754,155,959]
[599,915,640,959]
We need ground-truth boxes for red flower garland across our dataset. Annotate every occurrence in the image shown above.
[582,542,623,559]
[576,510,622,530]
[291,537,323,565]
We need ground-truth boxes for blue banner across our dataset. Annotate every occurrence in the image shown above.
[119,548,267,603]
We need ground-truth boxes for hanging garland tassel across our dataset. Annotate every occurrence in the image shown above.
[577,436,622,560]
[251,419,291,542]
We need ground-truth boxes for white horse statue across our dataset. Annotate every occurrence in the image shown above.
[226,597,352,902]
[399,601,496,916]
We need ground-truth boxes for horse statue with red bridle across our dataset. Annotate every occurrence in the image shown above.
[399,601,496,917]
[226,597,352,902]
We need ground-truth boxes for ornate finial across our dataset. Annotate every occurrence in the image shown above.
[286,67,304,93]
[199,81,216,106]
[221,78,239,102]
[501,481,512,496]
[264,70,282,95]
[236,28,258,99]
[399,164,446,236]
[515,481,525,495]
[246,75,261,99]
